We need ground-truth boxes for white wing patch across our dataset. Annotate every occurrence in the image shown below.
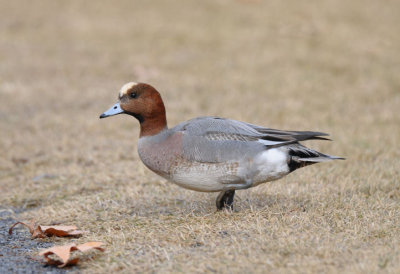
[257,139,287,146]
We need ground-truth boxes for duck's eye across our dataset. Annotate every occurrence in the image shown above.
[130,92,137,99]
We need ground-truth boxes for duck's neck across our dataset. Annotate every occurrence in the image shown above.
[139,112,168,137]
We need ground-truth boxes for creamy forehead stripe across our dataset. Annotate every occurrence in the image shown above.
[119,82,138,97]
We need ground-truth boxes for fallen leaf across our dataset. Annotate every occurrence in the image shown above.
[41,226,83,237]
[39,242,105,268]
[31,225,47,239]
[75,241,105,252]
[40,244,76,267]
[8,221,37,237]
[9,221,83,239]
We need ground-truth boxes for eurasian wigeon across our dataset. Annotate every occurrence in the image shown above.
[100,82,344,210]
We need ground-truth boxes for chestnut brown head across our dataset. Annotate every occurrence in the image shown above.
[100,82,167,136]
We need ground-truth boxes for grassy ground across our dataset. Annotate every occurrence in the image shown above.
[1,0,399,272]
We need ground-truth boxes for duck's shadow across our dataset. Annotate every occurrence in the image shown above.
[128,189,311,217]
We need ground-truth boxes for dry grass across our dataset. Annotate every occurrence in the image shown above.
[1,0,399,272]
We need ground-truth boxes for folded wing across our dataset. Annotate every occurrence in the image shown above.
[173,117,332,163]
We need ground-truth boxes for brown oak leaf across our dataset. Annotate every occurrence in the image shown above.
[8,221,83,239]
[39,242,105,268]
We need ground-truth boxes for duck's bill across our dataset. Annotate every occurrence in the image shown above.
[99,102,124,119]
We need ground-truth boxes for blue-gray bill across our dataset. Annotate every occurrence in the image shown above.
[100,102,123,119]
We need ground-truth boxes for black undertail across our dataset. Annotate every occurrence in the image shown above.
[288,155,316,172]
[287,144,343,172]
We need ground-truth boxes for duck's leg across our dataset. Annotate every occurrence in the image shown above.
[216,190,235,210]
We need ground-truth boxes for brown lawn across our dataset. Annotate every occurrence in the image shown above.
[1,0,399,272]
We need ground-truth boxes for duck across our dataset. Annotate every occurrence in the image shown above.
[100,82,344,210]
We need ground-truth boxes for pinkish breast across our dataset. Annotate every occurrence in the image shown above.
[137,131,184,178]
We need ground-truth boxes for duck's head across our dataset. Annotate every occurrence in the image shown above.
[100,82,167,136]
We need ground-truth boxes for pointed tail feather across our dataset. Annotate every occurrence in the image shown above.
[287,145,344,172]
[297,155,345,162]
